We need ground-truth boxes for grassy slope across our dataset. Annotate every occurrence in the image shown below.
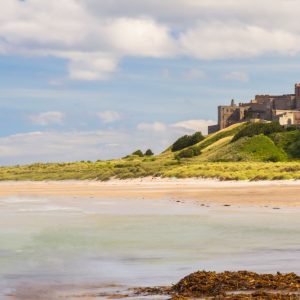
[271,130,300,158]
[202,135,288,162]
[1,123,300,181]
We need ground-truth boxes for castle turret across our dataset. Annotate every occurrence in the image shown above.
[295,83,300,109]
[208,83,300,134]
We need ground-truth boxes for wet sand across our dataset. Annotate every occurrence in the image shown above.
[0,178,300,207]
[1,181,300,299]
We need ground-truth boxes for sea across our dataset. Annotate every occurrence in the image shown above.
[0,195,299,299]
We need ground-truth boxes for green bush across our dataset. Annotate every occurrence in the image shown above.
[286,125,298,131]
[171,132,204,152]
[270,130,300,158]
[176,147,202,159]
[288,137,300,158]
[132,150,144,157]
[232,122,284,142]
[144,149,154,156]
[189,132,204,145]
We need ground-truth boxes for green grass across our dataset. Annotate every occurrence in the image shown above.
[233,135,287,162]
[1,122,300,181]
[271,130,300,149]
[195,135,286,162]
[270,130,300,158]
[1,158,300,181]
[193,122,247,152]
[162,162,300,181]
[1,156,300,182]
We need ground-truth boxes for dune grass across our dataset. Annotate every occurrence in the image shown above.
[2,122,300,181]
[1,159,300,181]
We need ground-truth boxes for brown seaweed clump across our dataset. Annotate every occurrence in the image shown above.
[217,292,300,299]
[170,292,300,299]
[133,271,300,299]
[172,271,300,298]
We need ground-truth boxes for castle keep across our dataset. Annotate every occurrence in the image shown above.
[208,83,300,134]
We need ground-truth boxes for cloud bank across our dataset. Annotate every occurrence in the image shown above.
[1,0,300,80]
[0,119,214,165]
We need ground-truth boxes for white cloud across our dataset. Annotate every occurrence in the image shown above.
[29,111,65,126]
[0,1,177,80]
[66,52,119,81]
[2,1,300,80]
[97,111,121,123]
[179,23,299,60]
[223,71,249,82]
[0,128,171,165]
[0,130,127,163]
[137,122,167,132]
[0,118,218,165]
[102,17,176,57]
[172,119,216,134]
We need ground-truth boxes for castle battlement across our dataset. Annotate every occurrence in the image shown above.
[208,83,300,134]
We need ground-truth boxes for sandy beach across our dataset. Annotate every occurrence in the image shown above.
[1,178,300,299]
[1,178,300,207]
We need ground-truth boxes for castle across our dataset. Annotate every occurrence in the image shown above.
[208,83,300,134]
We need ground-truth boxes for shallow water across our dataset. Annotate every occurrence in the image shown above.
[0,196,300,299]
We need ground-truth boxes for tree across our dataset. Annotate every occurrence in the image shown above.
[171,131,204,152]
[145,149,154,156]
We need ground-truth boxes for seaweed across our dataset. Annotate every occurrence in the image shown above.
[172,271,300,298]
[134,271,300,300]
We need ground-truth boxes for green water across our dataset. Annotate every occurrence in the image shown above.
[0,196,300,298]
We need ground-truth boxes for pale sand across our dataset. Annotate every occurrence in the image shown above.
[1,178,300,207]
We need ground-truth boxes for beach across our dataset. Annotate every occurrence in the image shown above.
[0,179,300,299]
[0,178,300,207]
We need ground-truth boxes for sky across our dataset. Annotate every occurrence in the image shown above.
[2,0,300,165]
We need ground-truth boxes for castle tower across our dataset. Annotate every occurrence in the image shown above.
[295,83,300,109]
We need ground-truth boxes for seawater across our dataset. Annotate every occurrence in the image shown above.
[0,196,300,299]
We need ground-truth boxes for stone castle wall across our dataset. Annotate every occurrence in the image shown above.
[208,83,300,134]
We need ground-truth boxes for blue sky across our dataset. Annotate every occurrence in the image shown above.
[1,0,300,165]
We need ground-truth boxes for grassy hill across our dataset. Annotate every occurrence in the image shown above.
[2,122,300,181]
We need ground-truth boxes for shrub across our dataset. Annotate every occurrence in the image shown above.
[189,132,204,145]
[288,138,300,158]
[132,150,144,157]
[144,149,154,156]
[286,125,298,131]
[171,132,204,152]
[176,147,202,159]
[232,122,284,142]
[271,130,300,158]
